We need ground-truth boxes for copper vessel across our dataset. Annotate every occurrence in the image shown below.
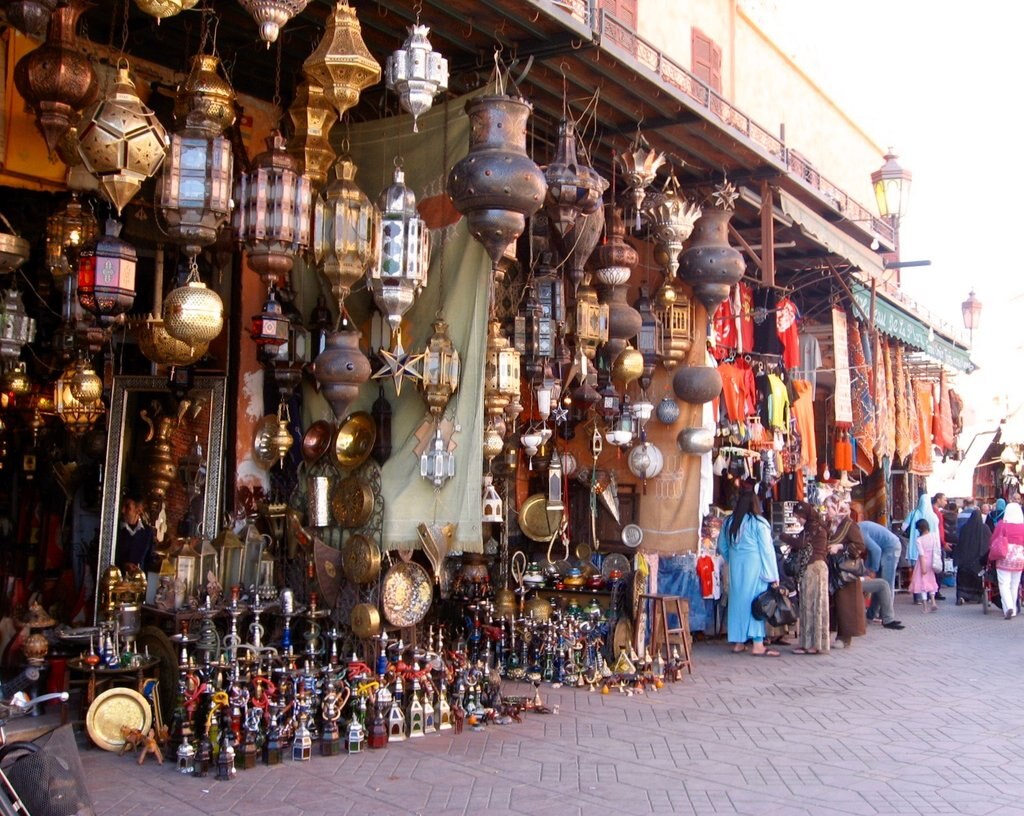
[140,411,178,515]
[14,0,98,155]
[446,95,545,277]
[672,365,722,405]
[678,208,744,313]
[313,329,370,421]
[174,54,236,136]
[4,0,58,37]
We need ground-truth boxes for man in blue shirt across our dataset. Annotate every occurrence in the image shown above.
[858,518,903,618]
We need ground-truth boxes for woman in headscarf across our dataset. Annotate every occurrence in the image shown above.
[986,498,1007,532]
[954,508,991,605]
[825,497,867,648]
[718,491,781,656]
[903,492,940,603]
[781,501,830,655]
[988,501,1024,619]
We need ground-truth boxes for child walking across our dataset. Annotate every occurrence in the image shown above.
[909,518,940,611]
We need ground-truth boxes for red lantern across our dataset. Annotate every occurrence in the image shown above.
[77,219,136,322]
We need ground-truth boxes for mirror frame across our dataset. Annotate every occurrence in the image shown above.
[95,374,227,618]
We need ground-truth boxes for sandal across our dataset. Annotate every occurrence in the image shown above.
[791,648,819,655]
[751,649,781,657]
[731,644,747,653]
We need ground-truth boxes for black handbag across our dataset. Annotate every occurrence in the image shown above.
[751,586,797,628]
[827,552,865,593]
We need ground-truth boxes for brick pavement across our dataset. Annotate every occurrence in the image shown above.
[66,594,1024,815]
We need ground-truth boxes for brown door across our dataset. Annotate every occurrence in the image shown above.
[598,0,638,29]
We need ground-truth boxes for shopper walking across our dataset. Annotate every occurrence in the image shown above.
[954,508,991,605]
[909,519,940,612]
[782,501,829,655]
[826,498,867,648]
[988,501,1024,619]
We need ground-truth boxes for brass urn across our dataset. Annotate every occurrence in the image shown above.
[13,0,98,155]
[174,53,236,135]
[313,329,371,421]
[140,411,178,516]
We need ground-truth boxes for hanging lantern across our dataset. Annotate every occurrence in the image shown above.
[134,0,199,23]
[313,155,380,312]
[313,328,371,420]
[45,193,98,282]
[385,23,448,132]
[302,0,381,116]
[573,281,609,360]
[656,395,680,425]
[0,289,37,366]
[678,181,745,313]
[173,53,236,135]
[447,94,546,280]
[544,118,608,246]
[263,310,310,397]
[13,0,98,155]
[419,318,460,418]
[634,287,659,393]
[481,475,503,523]
[4,0,58,37]
[235,131,312,289]
[369,163,429,348]
[618,134,665,229]
[2,363,32,398]
[77,219,137,322]
[238,0,308,44]
[251,290,290,349]
[420,426,455,489]
[482,423,504,465]
[547,449,564,512]
[645,173,701,278]
[611,346,644,389]
[163,264,225,346]
[652,279,692,370]
[77,65,169,215]
[0,215,30,275]
[287,75,338,192]
[513,284,545,386]
[594,206,640,360]
[136,318,208,367]
[69,356,102,406]
[55,360,105,436]
[534,261,564,355]
[483,319,521,421]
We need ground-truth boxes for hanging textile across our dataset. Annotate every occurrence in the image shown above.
[872,333,891,461]
[893,344,911,462]
[775,296,800,370]
[794,333,822,392]
[933,372,954,453]
[847,319,876,470]
[791,379,817,472]
[881,337,897,462]
[910,381,934,475]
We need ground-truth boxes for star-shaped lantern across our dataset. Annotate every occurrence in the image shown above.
[372,338,423,396]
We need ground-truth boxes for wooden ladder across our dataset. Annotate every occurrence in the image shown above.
[634,594,694,676]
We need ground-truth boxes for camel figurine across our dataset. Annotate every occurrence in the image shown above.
[119,726,145,756]
[138,728,164,765]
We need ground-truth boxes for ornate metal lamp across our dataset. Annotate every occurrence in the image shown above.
[313,155,380,313]
[481,474,503,523]
[483,319,521,424]
[645,172,701,278]
[420,426,455,489]
[77,64,170,215]
[55,360,105,436]
[77,219,137,322]
[617,132,665,230]
[514,283,545,386]
[573,281,609,361]
[0,215,30,275]
[418,318,460,418]
[134,0,200,23]
[0,289,36,367]
[385,23,449,132]
[369,162,429,352]
[263,310,310,397]
[287,76,337,192]
[236,132,312,290]
[250,290,290,350]
[652,279,691,370]
[302,0,380,116]
[3,0,58,37]
[633,287,658,392]
[45,193,98,282]
[544,119,608,259]
[594,205,640,360]
[163,266,225,347]
[239,0,308,44]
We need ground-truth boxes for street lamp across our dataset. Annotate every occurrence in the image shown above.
[961,290,982,345]
[871,149,912,224]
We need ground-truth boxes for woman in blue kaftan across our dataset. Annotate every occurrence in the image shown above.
[718,491,781,657]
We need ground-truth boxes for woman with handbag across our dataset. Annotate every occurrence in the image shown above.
[987,501,1024,619]
[717,490,781,657]
[825,498,868,649]
[781,501,830,655]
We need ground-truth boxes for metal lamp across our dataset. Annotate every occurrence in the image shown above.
[46,193,98,282]
[55,360,105,435]
[0,289,37,367]
[871,149,912,222]
[263,309,311,397]
[420,426,455,489]
[645,173,701,278]
[236,131,312,290]
[617,134,665,229]
[962,290,982,344]
[481,475,503,524]
[652,279,691,370]
[238,0,308,44]
[77,219,137,322]
[369,163,429,350]
[419,318,460,418]
[573,281,609,360]
[163,264,225,347]
[158,132,233,260]
[251,290,290,350]
[76,65,169,215]
[385,24,449,132]
[287,76,337,193]
[483,319,521,422]
[314,155,380,312]
[302,0,381,116]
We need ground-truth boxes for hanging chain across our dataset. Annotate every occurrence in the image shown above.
[437,95,449,317]
[272,37,283,110]
[120,0,130,57]
[413,0,422,24]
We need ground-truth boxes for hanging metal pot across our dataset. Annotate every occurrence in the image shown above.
[672,365,722,405]
[677,426,715,455]
[678,207,745,313]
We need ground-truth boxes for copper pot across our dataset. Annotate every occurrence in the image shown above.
[313,329,371,421]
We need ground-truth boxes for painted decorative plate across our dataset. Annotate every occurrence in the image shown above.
[86,687,152,752]
[381,561,433,628]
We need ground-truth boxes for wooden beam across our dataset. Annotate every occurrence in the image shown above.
[727,223,762,271]
[760,181,776,288]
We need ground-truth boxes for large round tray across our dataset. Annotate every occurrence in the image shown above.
[86,687,152,752]
[381,561,433,628]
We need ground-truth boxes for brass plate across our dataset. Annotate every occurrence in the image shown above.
[331,477,374,528]
[333,412,376,470]
[252,415,280,470]
[342,534,381,584]
[518,493,564,542]
[86,687,152,752]
[381,561,433,628]
[351,602,381,638]
[301,420,333,465]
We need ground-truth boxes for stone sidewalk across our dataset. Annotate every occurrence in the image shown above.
[66,594,1024,815]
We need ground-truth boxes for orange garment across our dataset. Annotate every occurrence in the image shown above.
[718,360,756,423]
[911,381,934,474]
[791,379,817,472]
[932,372,954,452]
[834,428,853,471]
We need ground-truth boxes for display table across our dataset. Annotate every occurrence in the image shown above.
[66,657,161,723]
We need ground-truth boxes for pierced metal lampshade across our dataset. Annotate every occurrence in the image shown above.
[163,263,225,346]
[385,24,448,132]
[287,76,338,191]
[238,0,309,44]
[302,0,380,117]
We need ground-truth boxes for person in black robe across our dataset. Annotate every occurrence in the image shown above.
[954,508,991,604]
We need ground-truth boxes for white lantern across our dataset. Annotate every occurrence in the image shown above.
[385,24,449,132]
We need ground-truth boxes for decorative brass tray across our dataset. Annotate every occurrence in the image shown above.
[342,534,381,584]
[85,687,152,752]
[381,561,432,628]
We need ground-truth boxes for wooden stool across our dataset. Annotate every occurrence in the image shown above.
[634,594,694,676]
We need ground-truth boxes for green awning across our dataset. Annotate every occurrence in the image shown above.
[850,284,976,373]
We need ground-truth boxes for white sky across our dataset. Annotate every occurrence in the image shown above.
[752,1,1024,426]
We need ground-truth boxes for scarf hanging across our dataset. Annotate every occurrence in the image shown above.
[910,381,934,475]
[847,319,876,470]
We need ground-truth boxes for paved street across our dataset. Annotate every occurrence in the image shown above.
[72,594,1024,815]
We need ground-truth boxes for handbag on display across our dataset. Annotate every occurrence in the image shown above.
[751,586,797,627]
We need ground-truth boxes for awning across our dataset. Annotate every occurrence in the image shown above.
[850,284,976,374]
[778,192,885,276]
[927,429,997,498]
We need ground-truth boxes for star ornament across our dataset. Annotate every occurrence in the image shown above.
[710,180,739,211]
[373,340,424,396]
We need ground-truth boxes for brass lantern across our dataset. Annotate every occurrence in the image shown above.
[418,318,460,418]
[572,281,609,360]
[617,134,665,229]
[652,279,692,370]
[235,131,313,290]
[645,172,701,278]
[77,65,170,215]
[369,163,429,350]
[544,119,607,243]
[55,360,105,436]
[134,0,199,23]
[0,289,37,367]
[483,319,520,421]
[163,264,225,347]
[302,0,381,116]
[0,215,30,275]
[45,193,98,282]
[634,287,659,393]
[77,219,137,322]
[287,76,338,192]
[313,155,380,312]
[385,24,449,132]
[238,0,309,44]
[68,355,102,406]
